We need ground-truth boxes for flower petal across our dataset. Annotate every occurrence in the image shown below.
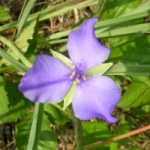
[67,18,110,70]
[19,55,72,103]
[72,76,121,123]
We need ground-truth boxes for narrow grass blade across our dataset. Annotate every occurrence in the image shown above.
[17,0,37,37]
[0,0,97,32]
[0,36,32,67]
[0,48,28,72]
[27,103,44,150]
[106,64,150,76]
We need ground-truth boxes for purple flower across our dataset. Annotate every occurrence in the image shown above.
[19,18,121,124]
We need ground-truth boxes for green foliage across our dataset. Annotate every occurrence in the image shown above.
[86,63,113,77]
[0,76,9,124]
[0,77,32,123]
[0,0,150,149]
[0,6,11,22]
[51,50,73,68]
[17,0,37,36]
[101,0,141,19]
[44,103,71,125]
[63,83,76,110]
[118,82,150,108]
[82,121,112,145]
[16,113,57,150]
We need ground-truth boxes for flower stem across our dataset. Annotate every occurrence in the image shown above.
[71,106,84,150]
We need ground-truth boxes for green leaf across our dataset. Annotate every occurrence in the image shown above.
[100,0,141,19]
[0,6,11,22]
[38,115,57,150]
[17,0,37,36]
[86,63,113,77]
[16,113,57,150]
[106,64,150,76]
[51,50,73,68]
[26,18,39,61]
[109,143,118,150]
[131,76,150,86]
[0,82,32,123]
[0,76,9,124]
[15,20,38,54]
[44,103,71,125]
[82,121,112,146]
[0,35,31,67]
[0,21,37,68]
[0,0,97,32]
[114,119,130,136]
[63,83,76,110]
[109,33,150,65]
[130,104,150,116]
[0,48,28,72]
[27,103,44,150]
[118,82,150,108]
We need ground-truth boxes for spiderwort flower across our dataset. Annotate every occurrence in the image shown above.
[19,18,121,124]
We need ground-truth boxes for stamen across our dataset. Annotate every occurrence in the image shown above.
[72,65,75,69]
[70,71,76,79]
[82,76,86,80]
[76,78,80,83]
[73,81,77,84]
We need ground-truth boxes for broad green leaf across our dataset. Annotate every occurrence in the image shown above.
[109,31,150,65]
[38,115,57,150]
[109,143,118,150]
[15,20,37,54]
[25,18,39,62]
[131,76,150,86]
[82,121,112,146]
[118,82,150,108]
[100,0,140,19]
[0,76,9,124]
[63,83,76,110]
[16,113,57,150]
[108,119,129,150]
[114,119,130,136]
[0,82,32,123]
[44,103,71,125]
[130,104,150,116]
[86,63,113,77]
[51,50,73,68]
[0,6,11,22]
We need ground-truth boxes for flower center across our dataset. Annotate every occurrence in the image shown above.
[70,66,86,84]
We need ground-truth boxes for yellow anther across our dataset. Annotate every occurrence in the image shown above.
[76,78,80,83]
[70,71,76,79]
[82,76,86,80]
[73,81,77,84]
[72,65,75,69]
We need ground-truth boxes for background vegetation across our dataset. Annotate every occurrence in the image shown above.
[0,0,150,149]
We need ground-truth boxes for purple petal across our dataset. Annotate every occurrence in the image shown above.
[67,18,110,70]
[19,55,72,103]
[72,76,121,123]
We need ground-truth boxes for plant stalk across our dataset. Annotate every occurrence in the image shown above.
[71,107,84,150]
